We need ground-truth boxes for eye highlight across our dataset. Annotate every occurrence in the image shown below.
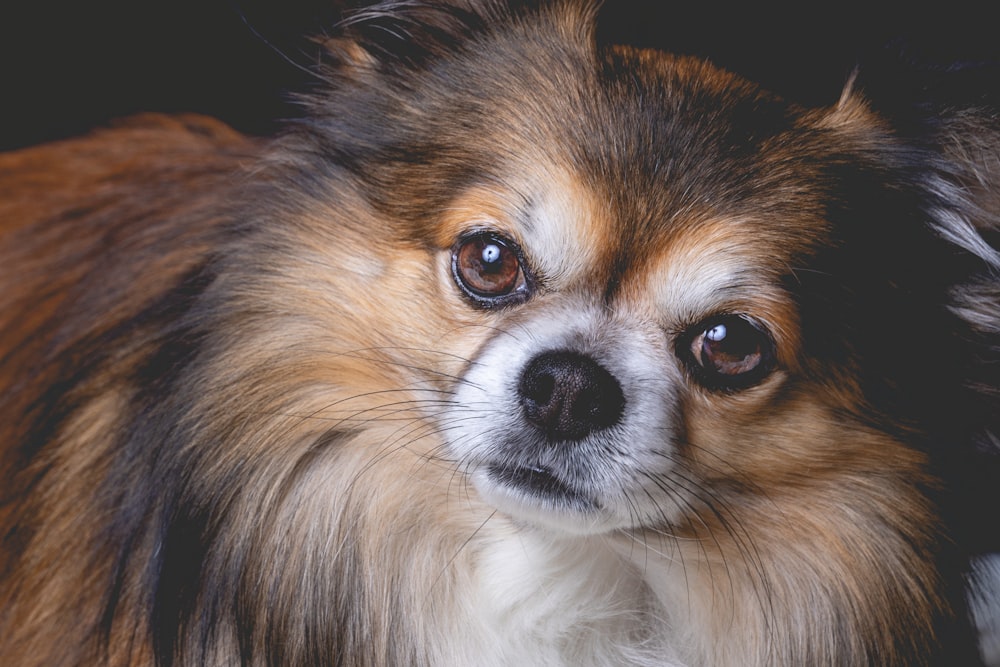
[451,232,530,307]
[679,314,775,390]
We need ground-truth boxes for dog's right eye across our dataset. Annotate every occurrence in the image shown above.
[451,232,530,307]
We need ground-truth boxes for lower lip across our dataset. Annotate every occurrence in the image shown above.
[486,463,594,508]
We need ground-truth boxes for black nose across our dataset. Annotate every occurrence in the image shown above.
[518,350,625,441]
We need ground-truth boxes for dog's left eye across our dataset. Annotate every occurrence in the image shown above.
[681,315,775,390]
[452,232,529,307]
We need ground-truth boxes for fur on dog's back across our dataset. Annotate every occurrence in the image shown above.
[0,113,259,665]
[1,2,999,666]
[0,113,252,397]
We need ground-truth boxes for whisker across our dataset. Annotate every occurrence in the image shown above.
[643,457,776,630]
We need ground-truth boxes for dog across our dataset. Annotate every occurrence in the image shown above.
[1,1,998,665]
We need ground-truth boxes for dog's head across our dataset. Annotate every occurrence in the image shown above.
[271,1,997,544]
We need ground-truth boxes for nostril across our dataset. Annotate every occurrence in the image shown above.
[518,350,625,441]
[523,372,556,406]
[520,369,561,432]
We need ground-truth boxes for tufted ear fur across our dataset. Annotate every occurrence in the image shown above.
[320,0,506,71]
[319,0,599,71]
[843,50,1000,554]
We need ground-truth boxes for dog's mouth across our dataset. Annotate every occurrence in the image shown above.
[486,463,595,509]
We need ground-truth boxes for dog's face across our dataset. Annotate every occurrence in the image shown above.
[260,4,966,553]
[305,17,936,539]
[440,176,799,535]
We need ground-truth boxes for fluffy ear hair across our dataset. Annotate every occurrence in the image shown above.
[321,0,598,70]
[853,48,1000,554]
[285,1,517,179]
[849,44,1000,252]
[322,0,504,70]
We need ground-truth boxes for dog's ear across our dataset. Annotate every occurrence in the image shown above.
[320,0,503,72]
[854,47,1000,554]
[811,58,1000,559]
[848,44,1000,244]
[320,0,597,71]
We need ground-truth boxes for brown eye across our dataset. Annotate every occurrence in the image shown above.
[682,315,775,390]
[452,233,529,307]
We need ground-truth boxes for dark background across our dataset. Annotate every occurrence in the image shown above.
[1,1,997,152]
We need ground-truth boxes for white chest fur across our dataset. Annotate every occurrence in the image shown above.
[432,527,684,667]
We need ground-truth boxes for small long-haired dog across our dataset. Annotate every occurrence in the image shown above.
[1,1,998,665]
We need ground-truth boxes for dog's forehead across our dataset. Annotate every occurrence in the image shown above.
[459,48,829,241]
[430,33,845,324]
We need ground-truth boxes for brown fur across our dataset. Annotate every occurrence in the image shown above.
[1,2,997,665]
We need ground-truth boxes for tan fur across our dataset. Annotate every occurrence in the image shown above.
[1,2,996,665]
